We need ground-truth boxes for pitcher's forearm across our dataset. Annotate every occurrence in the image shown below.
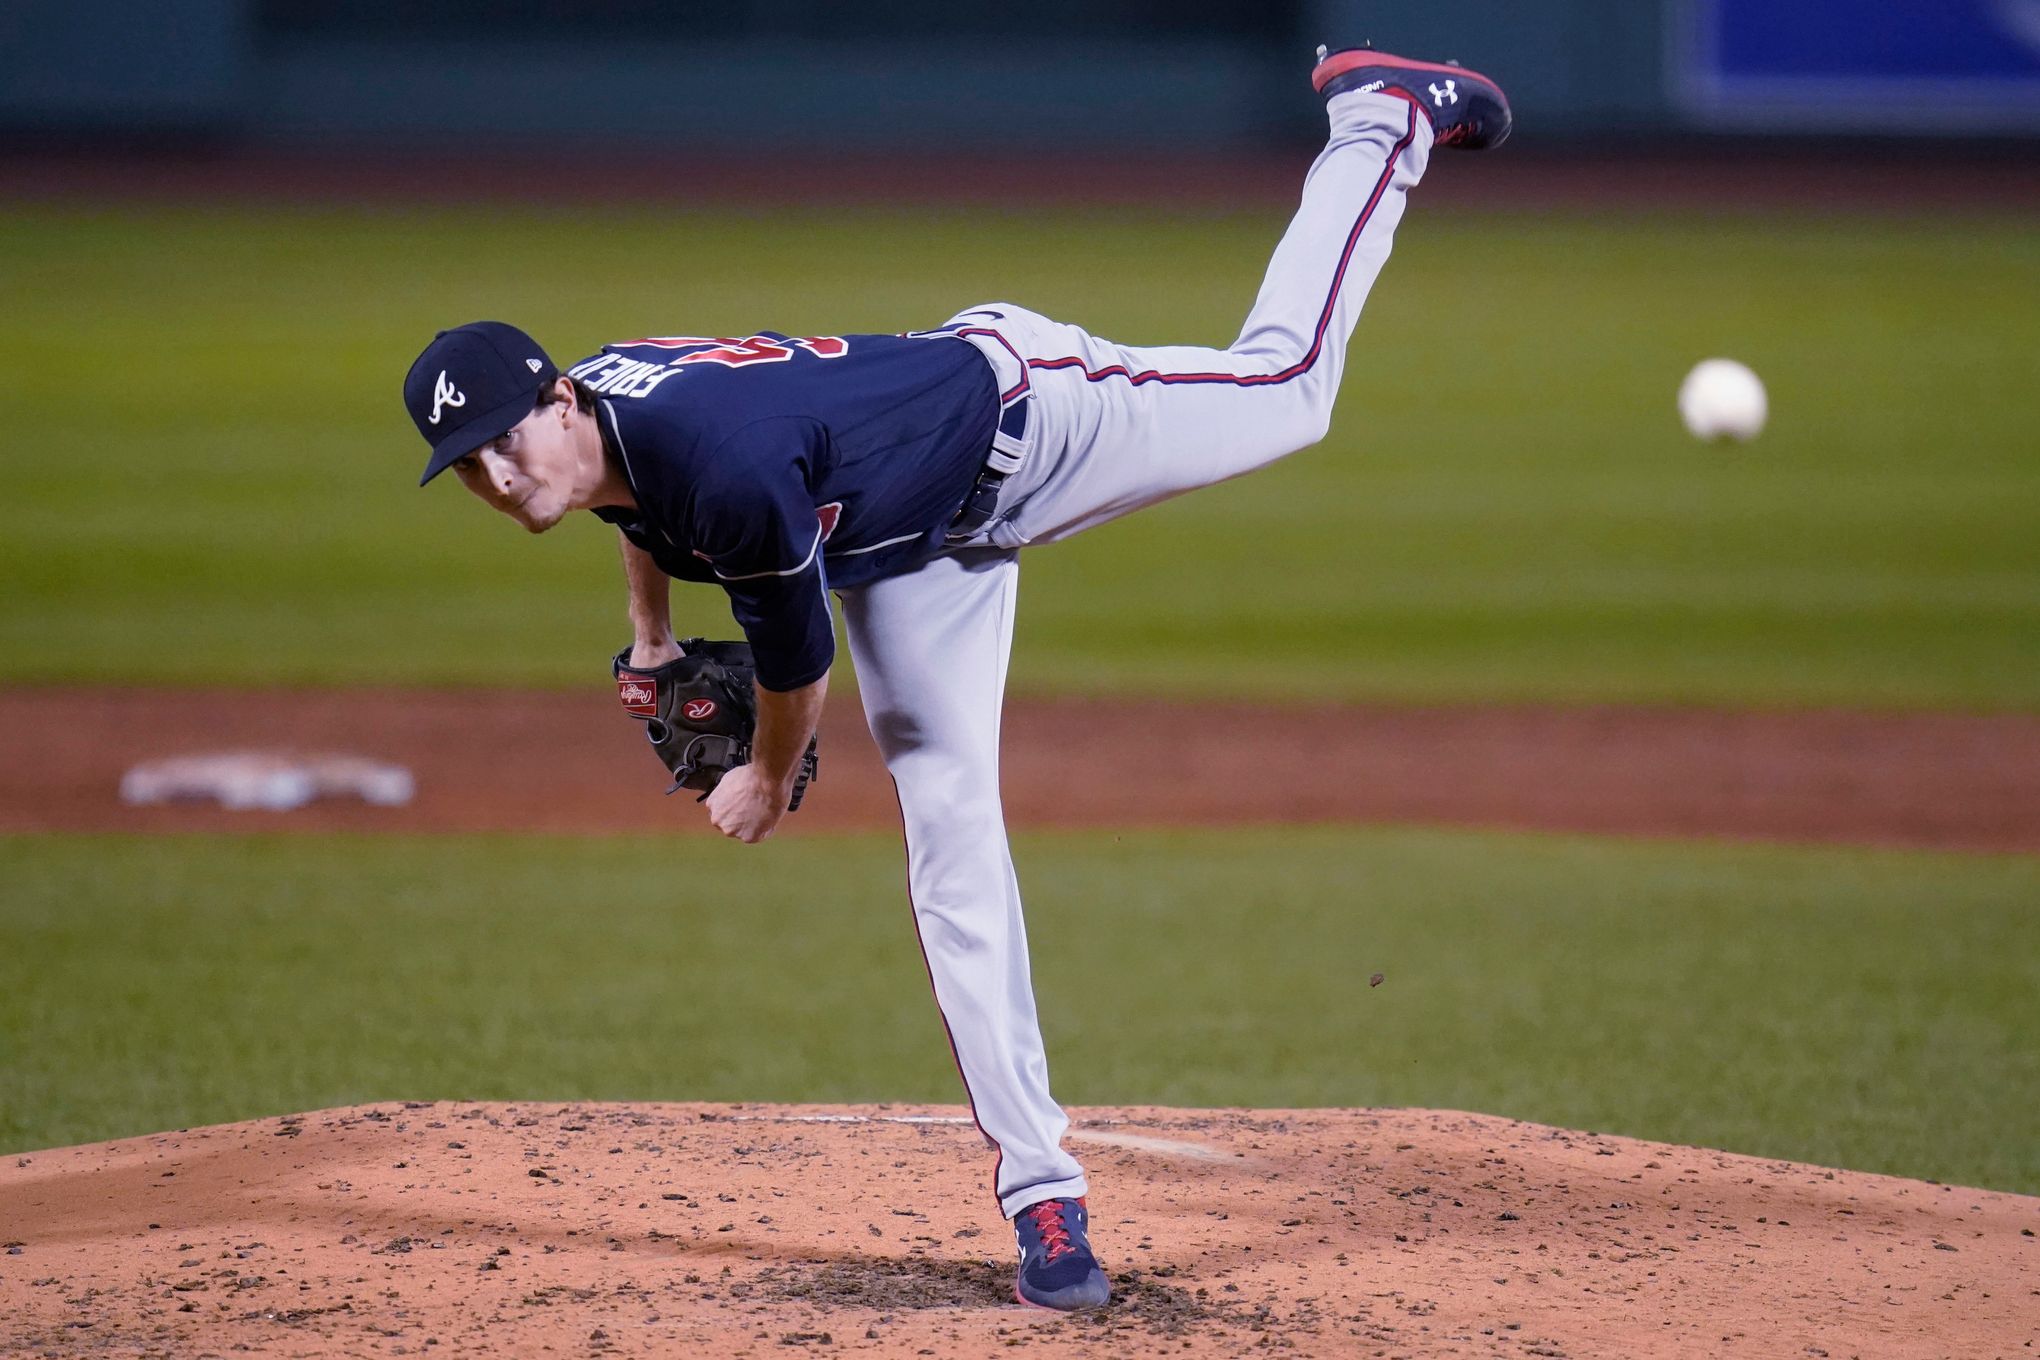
[617,532,677,660]
[752,672,828,789]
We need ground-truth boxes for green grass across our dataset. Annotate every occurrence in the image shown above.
[3,202,2037,706]
[3,828,2035,1193]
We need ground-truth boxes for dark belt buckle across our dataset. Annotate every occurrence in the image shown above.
[947,469,1006,540]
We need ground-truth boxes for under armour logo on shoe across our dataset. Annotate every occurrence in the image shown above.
[1429,79,1459,106]
[429,370,466,425]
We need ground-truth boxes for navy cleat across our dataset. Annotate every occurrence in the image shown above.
[1311,43,1512,150]
[1012,1197,1110,1311]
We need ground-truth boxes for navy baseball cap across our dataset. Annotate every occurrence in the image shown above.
[403,321,559,486]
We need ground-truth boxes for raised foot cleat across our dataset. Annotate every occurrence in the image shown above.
[1013,1197,1111,1311]
[1311,44,1513,150]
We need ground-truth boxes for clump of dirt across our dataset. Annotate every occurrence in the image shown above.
[1,1102,2034,1358]
[755,1256,1012,1310]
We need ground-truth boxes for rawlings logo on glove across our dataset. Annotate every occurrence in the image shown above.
[616,678,658,715]
[610,638,818,810]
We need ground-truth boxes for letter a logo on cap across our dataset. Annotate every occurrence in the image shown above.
[429,370,467,425]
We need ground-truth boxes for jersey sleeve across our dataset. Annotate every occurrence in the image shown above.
[689,420,835,692]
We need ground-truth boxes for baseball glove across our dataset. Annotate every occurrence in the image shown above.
[612,638,818,810]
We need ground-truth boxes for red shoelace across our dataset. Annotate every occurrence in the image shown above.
[1024,1200,1077,1262]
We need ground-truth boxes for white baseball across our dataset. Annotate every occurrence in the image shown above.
[1678,358,1768,442]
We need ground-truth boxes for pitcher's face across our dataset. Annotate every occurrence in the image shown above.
[449,383,585,533]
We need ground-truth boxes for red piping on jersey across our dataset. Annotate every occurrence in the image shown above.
[1021,102,1418,390]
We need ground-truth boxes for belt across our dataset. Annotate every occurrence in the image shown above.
[947,394,1031,541]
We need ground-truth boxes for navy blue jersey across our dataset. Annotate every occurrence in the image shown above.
[582,331,996,691]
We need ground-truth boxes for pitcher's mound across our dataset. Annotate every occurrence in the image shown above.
[1,1104,2031,1358]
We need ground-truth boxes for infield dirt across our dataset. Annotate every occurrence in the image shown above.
[2,1102,2034,1359]
[5,688,2039,851]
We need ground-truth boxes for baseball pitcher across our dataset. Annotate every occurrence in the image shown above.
[401,46,1509,1311]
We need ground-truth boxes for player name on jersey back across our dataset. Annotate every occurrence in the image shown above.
[571,353,682,399]
[569,335,857,401]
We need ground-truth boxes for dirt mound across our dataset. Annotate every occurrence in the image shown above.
[6,687,2040,850]
[1,1103,2032,1358]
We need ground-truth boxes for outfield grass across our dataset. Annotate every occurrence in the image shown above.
[4,202,2037,706]
[3,828,2034,1193]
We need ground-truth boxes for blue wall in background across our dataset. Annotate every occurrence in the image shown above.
[1675,0,2040,131]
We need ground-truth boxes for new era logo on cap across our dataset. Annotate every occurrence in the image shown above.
[403,321,559,485]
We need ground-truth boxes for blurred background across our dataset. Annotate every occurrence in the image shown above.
[10,0,2040,145]
[2,0,2036,697]
[2,1,2037,1195]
